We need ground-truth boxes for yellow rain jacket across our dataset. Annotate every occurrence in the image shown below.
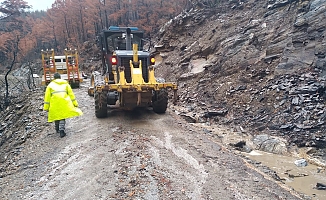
[43,79,83,122]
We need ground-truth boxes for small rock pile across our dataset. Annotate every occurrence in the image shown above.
[176,69,326,149]
[243,72,326,148]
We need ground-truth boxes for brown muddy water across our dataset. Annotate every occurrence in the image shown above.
[193,123,326,200]
[244,150,326,200]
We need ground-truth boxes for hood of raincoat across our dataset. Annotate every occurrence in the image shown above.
[53,79,67,85]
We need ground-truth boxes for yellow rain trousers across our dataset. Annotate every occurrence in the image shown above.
[43,79,83,122]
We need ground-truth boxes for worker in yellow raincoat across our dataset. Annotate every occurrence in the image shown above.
[43,73,83,137]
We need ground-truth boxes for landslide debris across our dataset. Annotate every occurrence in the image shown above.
[151,0,326,160]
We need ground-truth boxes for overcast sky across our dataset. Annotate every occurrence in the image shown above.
[26,0,54,11]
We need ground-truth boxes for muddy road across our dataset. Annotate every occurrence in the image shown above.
[0,80,303,200]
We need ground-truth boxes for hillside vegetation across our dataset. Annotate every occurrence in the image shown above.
[0,0,191,70]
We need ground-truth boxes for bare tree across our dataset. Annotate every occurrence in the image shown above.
[28,63,36,89]
[0,0,30,109]
[0,0,30,21]
[4,36,19,108]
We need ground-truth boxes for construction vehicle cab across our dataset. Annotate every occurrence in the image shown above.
[89,26,177,118]
[41,49,82,88]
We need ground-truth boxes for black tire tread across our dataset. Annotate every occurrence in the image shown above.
[152,89,168,114]
[95,91,108,118]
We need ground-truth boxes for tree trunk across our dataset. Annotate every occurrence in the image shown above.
[52,24,58,52]
[79,4,86,42]
[98,6,104,30]
[4,46,17,108]
[105,10,109,29]
[64,14,70,42]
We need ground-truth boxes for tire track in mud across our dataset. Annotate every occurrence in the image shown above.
[150,132,208,199]
[23,121,117,199]
[105,111,211,199]
[97,98,205,199]
[108,112,301,200]
[110,128,163,199]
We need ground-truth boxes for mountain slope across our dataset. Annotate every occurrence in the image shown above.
[153,0,326,154]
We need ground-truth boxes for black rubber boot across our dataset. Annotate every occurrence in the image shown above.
[55,122,59,133]
[60,130,66,138]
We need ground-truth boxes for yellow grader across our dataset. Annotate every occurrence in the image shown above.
[88,26,177,118]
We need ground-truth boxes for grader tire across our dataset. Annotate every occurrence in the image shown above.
[88,87,94,97]
[152,89,168,114]
[95,91,108,118]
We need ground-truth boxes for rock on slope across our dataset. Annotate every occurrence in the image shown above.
[152,0,326,157]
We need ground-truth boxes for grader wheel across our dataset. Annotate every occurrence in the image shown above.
[88,73,96,97]
[152,89,168,114]
[88,87,94,97]
[95,91,108,118]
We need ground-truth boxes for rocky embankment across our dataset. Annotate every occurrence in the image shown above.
[0,89,46,178]
[152,0,326,160]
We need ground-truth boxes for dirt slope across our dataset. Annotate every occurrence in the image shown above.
[152,0,326,158]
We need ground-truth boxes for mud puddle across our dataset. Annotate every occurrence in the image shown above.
[244,150,326,200]
[192,123,326,200]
